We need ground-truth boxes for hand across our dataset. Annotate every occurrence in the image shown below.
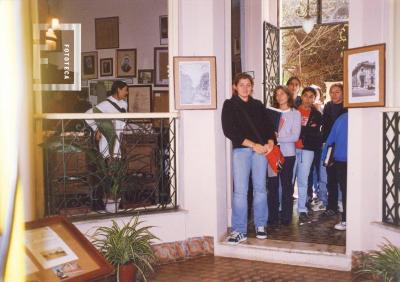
[253,143,267,154]
[95,130,102,141]
[264,143,273,154]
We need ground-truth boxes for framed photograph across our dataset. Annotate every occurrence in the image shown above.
[173,56,217,110]
[95,17,119,49]
[159,15,168,45]
[138,69,154,84]
[343,43,385,108]
[99,58,113,77]
[81,51,98,80]
[154,47,169,87]
[116,49,137,77]
[152,90,169,112]
[25,216,113,282]
[128,85,152,113]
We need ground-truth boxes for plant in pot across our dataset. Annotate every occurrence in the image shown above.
[356,239,400,282]
[91,214,158,282]
[85,116,130,213]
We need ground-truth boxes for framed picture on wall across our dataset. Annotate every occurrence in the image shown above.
[116,49,137,77]
[173,56,217,110]
[154,47,168,87]
[82,51,98,80]
[343,43,385,108]
[152,90,169,112]
[138,69,154,84]
[127,85,152,113]
[95,17,119,49]
[159,15,168,45]
[100,58,113,77]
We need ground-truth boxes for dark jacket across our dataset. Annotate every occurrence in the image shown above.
[322,102,347,142]
[221,95,275,149]
[299,106,322,151]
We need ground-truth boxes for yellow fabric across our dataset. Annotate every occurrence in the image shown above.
[0,0,34,281]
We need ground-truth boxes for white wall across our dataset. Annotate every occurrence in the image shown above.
[242,0,263,101]
[347,0,400,253]
[51,0,167,82]
[177,0,228,241]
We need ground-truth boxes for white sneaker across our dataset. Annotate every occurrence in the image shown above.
[334,221,346,231]
[255,226,267,239]
[312,203,326,212]
[338,201,343,213]
[226,231,247,245]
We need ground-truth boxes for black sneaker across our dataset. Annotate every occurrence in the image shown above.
[299,212,311,224]
[256,226,267,239]
[320,209,337,218]
[226,231,247,245]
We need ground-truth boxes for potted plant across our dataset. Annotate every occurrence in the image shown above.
[356,239,400,282]
[91,215,158,282]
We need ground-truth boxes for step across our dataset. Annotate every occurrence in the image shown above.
[215,238,351,271]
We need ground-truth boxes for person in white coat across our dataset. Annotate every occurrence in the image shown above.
[86,80,128,158]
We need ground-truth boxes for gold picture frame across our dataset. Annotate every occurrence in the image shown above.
[116,49,137,78]
[343,43,385,108]
[154,47,168,87]
[127,85,152,113]
[173,56,217,110]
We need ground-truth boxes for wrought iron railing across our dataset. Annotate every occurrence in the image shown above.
[383,111,400,226]
[36,113,178,219]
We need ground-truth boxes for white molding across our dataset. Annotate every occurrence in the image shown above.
[34,112,179,119]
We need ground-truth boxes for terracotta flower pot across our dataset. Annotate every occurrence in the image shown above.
[119,264,137,282]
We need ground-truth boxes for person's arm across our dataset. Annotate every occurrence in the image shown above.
[321,117,338,161]
[277,111,301,143]
[221,100,246,145]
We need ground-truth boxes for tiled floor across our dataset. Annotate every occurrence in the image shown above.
[148,256,356,282]
[246,199,346,247]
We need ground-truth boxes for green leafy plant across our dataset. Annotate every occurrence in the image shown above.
[357,239,400,282]
[91,215,158,281]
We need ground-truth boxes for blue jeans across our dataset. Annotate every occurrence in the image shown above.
[232,148,268,234]
[318,157,328,206]
[294,149,314,213]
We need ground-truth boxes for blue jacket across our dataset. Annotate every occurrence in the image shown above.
[322,112,348,162]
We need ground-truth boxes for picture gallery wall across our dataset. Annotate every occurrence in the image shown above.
[41,0,169,114]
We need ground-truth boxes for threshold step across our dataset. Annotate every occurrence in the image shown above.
[215,239,351,271]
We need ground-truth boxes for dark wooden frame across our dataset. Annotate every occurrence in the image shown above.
[154,47,168,87]
[127,85,153,113]
[82,51,98,80]
[152,90,169,112]
[159,15,168,45]
[138,69,154,84]
[343,43,385,108]
[95,17,119,49]
[116,48,137,78]
[25,216,113,282]
[100,58,113,77]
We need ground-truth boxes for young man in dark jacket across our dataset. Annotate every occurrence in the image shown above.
[293,87,322,224]
[320,83,347,218]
